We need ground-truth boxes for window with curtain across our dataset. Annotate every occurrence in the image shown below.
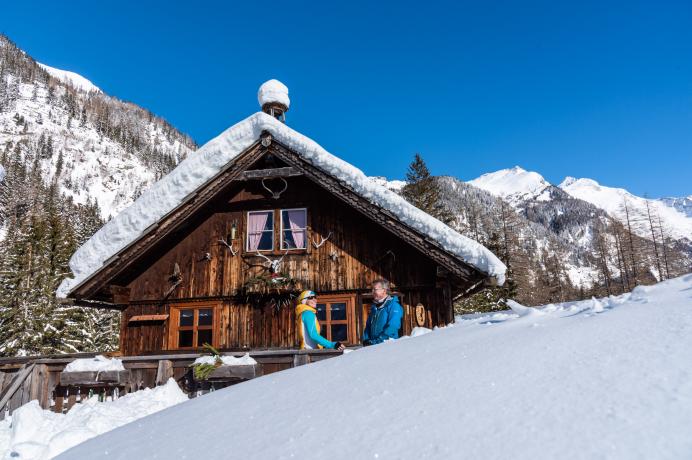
[247,210,274,251]
[281,208,307,249]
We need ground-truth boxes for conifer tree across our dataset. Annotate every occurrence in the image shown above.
[401,153,453,224]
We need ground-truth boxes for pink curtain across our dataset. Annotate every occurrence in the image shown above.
[287,210,306,249]
[248,212,270,251]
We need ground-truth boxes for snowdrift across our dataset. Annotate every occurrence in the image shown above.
[45,276,692,458]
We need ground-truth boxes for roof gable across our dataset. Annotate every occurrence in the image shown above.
[58,112,506,299]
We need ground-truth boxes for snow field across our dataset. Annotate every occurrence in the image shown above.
[56,274,692,460]
[0,379,187,460]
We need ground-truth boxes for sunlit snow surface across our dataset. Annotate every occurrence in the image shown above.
[54,274,692,460]
[58,112,506,297]
[37,63,101,93]
[0,379,186,460]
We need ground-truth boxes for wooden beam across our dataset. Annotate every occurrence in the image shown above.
[59,370,131,386]
[110,285,131,305]
[155,360,174,385]
[242,166,302,179]
[128,314,169,323]
[0,364,35,417]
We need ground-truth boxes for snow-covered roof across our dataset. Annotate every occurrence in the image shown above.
[257,79,290,109]
[58,100,505,298]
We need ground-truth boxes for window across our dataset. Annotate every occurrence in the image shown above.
[247,210,274,251]
[315,294,356,345]
[169,304,219,350]
[281,208,307,249]
[246,208,309,253]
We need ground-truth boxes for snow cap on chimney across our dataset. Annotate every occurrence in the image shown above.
[258,79,290,123]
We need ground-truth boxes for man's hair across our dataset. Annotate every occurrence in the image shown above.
[372,279,390,292]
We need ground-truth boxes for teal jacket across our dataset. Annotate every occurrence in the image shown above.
[300,310,336,349]
[362,296,403,345]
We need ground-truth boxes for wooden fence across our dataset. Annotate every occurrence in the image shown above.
[0,348,343,419]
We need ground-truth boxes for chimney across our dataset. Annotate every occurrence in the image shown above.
[258,79,290,123]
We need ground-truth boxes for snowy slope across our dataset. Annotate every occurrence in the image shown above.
[468,166,552,206]
[57,274,692,460]
[560,177,692,243]
[660,195,692,218]
[37,63,101,93]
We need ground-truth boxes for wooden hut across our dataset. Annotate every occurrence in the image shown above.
[57,80,506,355]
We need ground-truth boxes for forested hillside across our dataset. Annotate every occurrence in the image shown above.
[0,35,196,356]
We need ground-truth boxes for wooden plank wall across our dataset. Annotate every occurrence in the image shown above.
[114,175,451,355]
[123,177,439,301]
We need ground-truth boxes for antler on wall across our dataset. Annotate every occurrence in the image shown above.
[261,177,288,199]
[311,231,332,249]
[255,249,289,273]
[218,238,238,256]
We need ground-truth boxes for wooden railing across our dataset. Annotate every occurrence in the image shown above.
[0,348,345,419]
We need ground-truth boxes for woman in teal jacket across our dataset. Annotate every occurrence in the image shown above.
[296,290,345,350]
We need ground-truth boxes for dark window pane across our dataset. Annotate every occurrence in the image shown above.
[264,212,274,230]
[282,209,306,229]
[179,310,194,327]
[198,309,213,326]
[257,231,273,250]
[331,303,347,321]
[197,329,213,347]
[316,304,327,321]
[331,324,347,342]
[178,330,193,348]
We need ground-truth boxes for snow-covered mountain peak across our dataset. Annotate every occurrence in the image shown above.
[561,178,692,243]
[37,62,101,93]
[468,166,551,205]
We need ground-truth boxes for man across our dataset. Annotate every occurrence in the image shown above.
[362,279,403,346]
[296,290,346,351]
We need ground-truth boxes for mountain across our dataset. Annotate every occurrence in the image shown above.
[467,165,552,206]
[373,164,690,308]
[0,34,196,220]
[660,195,692,218]
[0,34,197,356]
[37,63,101,94]
[559,177,692,246]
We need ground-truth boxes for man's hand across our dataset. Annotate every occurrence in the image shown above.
[334,342,346,351]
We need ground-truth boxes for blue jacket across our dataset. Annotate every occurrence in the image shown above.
[362,296,403,345]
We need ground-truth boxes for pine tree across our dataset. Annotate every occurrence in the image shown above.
[401,153,454,224]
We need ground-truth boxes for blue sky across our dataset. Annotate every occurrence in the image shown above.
[3,1,691,197]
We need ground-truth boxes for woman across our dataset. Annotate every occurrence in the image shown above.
[295,290,345,351]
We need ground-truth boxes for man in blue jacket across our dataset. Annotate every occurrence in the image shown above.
[362,279,403,346]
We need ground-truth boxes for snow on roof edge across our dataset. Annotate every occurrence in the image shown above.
[57,112,505,298]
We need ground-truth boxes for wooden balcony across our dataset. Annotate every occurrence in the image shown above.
[0,348,346,419]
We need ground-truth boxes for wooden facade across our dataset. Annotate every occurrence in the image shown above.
[65,132,491,355]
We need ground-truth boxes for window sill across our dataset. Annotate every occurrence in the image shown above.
[241,249,308,257]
